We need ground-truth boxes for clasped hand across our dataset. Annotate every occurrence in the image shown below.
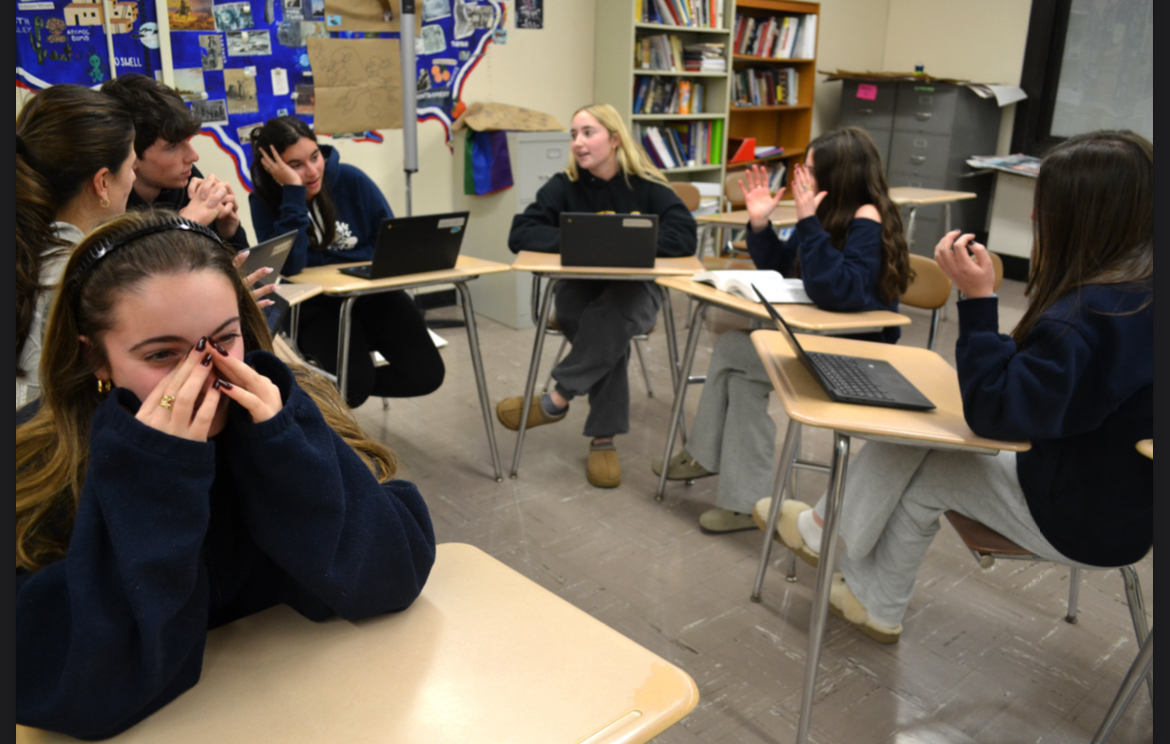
[934,230,996,299]
[135,341,283,442]
[180,174,240,239]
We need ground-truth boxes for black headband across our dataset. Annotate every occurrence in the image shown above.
[69,217,226,282]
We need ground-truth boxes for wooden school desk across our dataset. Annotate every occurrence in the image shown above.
[651,276,910,501]
[749,330,1028,744]
[16,543,699,744]
[506,251,705,479]
[284,255,512,481]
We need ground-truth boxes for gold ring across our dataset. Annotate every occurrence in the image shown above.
[160,395,176,410]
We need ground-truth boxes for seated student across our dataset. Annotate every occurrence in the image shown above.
[101,73,248,249]
[16,85,136,408]
[654,127,912,533]
[763,130,1152,644]
[248,116,445,408]
[15,212,437,739]
[496,103,698,488]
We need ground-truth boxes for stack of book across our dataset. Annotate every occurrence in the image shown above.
[634,120,724,170]
[636,34,685,71]
[733,13,816,59]
[637,0,725,28]
[634,76,707,115]
[683,43,726,72]
[732,67,799,107]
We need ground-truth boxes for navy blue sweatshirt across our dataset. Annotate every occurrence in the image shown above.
[956,286,1152,567]
[249,145,394,276]
[16,352,436,740]
[509,170,697,257]
[747,215,901,343]
[127,164,249,250]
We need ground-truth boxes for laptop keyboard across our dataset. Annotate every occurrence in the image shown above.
[807,352,894,401]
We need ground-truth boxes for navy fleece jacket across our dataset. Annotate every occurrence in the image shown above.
[249,145,394,276]
[747,215,901,343]
[509,170,697,257]
[956,285,1152,567]
[16,352,435,740]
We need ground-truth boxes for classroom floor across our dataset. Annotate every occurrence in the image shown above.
[350,277,1153,744]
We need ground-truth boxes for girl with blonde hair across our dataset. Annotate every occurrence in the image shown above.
[497,103,698,488]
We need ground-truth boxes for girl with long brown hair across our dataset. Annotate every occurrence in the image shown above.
[765,130,1152,644]
[655,127,913,534]
[16,84,137,407]
[15,212,436,738]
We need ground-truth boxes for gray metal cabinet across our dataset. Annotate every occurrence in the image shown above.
[838,79,999,256]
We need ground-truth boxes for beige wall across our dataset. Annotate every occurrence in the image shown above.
[809,0,892,139]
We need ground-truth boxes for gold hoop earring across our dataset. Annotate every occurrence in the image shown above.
[100,197,110,209]
[97,379,112,395]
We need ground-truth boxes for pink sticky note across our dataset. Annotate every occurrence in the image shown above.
[856,84,878,101]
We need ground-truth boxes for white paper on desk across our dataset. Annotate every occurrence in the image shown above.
[692,270,813,304]
[964,84,1027,107]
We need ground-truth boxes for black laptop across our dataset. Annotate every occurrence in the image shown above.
[239,230,297,287]
[339,211,469,280]
[559,213,658,268]
[752,284,935,411]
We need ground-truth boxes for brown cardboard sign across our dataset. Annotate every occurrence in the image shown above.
[451,102,564,133]
[307,37,403,133]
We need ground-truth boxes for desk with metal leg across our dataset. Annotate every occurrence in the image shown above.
[507,251,704,479]
[284,256,512,482]
[749,330,1028,744]
[651,277,911,502]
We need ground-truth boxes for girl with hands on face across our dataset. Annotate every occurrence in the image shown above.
[659,128,914,535]
[248,116,444,408]
[16,212,436,740]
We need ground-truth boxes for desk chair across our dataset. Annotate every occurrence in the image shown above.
[900,256,952,350]
[721,171,750,258]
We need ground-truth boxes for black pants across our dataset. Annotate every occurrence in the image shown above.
[293,291,445,407]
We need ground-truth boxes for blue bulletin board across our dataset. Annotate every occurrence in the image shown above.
[16,0,503,191]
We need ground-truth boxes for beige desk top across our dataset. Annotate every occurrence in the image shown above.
[283,255,512,293]
[656,276,910,333]
[694,187,977,228]
[751,330,1029,453]
[1137,439,1153,459]
[272,282,323,306]
[511,250,704,278]
[17,543,698,744]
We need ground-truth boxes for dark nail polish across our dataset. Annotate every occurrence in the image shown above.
[213,379,233,391]
[196,336,207,352]
[211,340,228,356]
[201,353,213,367]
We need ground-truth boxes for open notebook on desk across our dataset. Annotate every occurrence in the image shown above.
[693,269,812,304]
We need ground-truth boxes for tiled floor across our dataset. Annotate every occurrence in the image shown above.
[350,277,1153,744]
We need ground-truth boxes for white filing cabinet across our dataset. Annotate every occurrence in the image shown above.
[453,130,571,330]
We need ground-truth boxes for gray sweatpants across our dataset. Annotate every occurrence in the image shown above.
[686,330,777,514]
[818,441,1085,628]
[551,279,661,438]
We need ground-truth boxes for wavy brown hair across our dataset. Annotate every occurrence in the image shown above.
[1012,130,1152,345]
[807,127,913,305]
[16,85,135,377]
[16,211,398,572]
[249,116,337,250]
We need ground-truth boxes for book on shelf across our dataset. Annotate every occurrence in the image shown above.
[754,145,784,159]
[636,121,719,170]
[732,67,798,107]
[691,270,813,304]
[727,137,757,163]
[633,76,707,115]
[734,12,816,59]
[683,42,726,72]
[639,0,722,28]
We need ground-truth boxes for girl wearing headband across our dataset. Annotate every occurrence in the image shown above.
[15,212,436,738]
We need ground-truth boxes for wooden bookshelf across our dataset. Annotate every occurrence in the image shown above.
[728,0,819,185]
[594,0,734,187]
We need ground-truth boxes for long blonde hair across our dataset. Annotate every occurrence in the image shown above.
[565,103,670,187]
[15,212,397,572]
